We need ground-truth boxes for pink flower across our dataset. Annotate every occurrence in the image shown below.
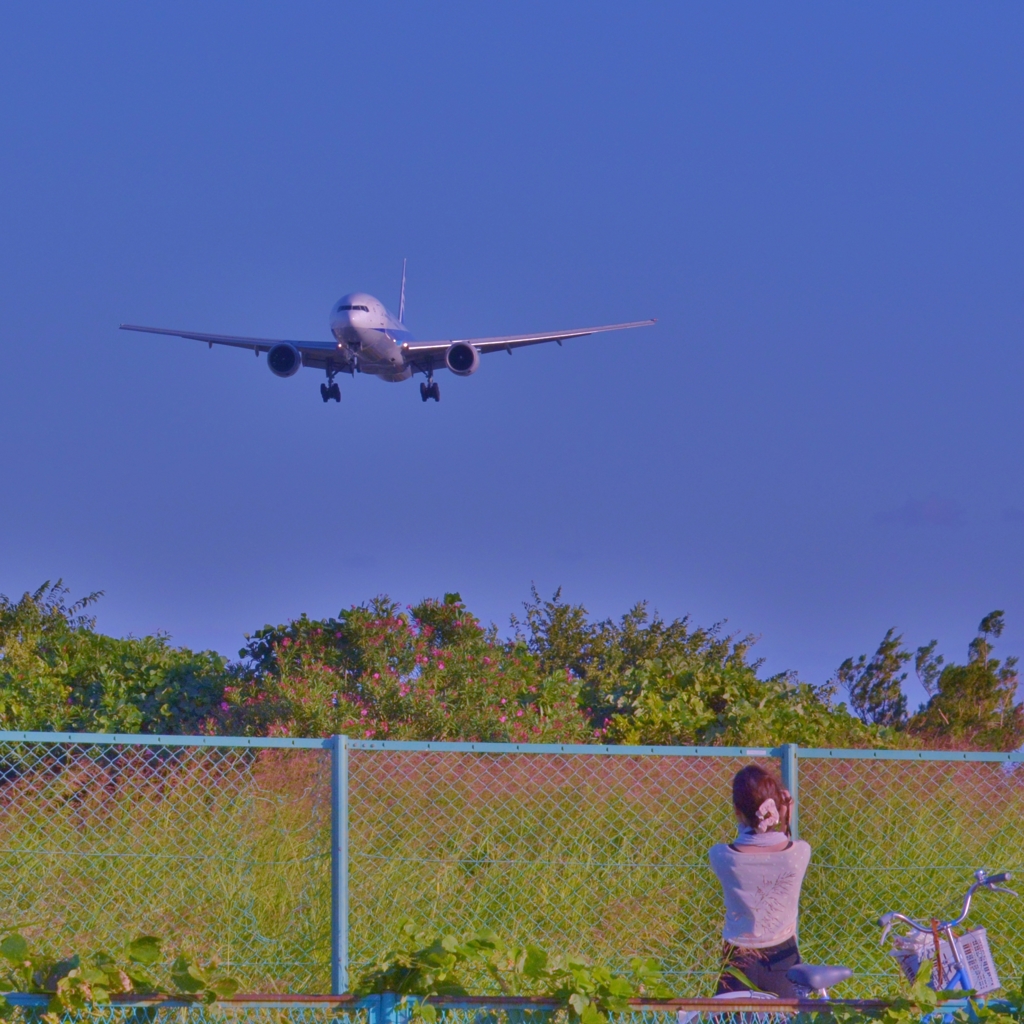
[282,638,291,647]
[499,715,507,723]
[361,709,368,717]
[373,672,380,679]
[500,698,506,704]
[516,710,524,717]
[365,730,373,738]
[437,662,445,670]
[220,701,229,711]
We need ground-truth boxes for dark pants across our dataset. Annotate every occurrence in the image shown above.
[715,937,802,998]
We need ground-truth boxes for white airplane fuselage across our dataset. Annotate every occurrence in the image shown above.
[330,292,414,381]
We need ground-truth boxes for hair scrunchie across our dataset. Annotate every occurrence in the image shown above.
[755,797,780,833]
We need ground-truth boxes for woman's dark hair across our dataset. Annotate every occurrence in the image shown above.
[732,764,791,835]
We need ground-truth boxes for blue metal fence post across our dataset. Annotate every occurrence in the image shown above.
[779,743,799,841]
[331,734,349,994]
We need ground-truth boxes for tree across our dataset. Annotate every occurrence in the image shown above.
[909,611,1024,750]
[833,628,910,727]
[0,581,229,734]
[510,586,755,726]
[603,657,895,748]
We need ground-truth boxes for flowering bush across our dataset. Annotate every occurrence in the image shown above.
[221,594,592,743]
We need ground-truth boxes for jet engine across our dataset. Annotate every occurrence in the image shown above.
[267,343,302,378]
[445,342,480,376]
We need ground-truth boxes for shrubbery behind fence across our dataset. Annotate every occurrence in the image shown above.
[1,732,1021,998]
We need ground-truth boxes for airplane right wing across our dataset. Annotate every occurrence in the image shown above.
[400,318,656,370]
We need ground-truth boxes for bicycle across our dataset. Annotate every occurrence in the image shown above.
[878,869,1017,995]
[688,869,1017,1019]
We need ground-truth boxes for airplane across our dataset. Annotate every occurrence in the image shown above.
[120,263,656,403]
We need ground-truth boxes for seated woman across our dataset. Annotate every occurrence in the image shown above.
[709,764,811,998]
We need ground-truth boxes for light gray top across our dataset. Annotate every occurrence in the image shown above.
[708,839,812,948]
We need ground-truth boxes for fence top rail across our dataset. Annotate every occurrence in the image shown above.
[0,732,1019,762]
[0,731,331,750]
[345,739,1024,762]
[346,739,785,756]
[798,747,1024,763]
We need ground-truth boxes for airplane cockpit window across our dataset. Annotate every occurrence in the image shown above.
[338,304,369,312]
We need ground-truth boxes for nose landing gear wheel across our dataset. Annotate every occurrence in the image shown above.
[429,382,440,402]
[329,382,341,402]
[420,382,429,402]
[320,383,330,403]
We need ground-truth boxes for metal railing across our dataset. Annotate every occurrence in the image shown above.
[2,732,1022,998]
[1,992,896,1024]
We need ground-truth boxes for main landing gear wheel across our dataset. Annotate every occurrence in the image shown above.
[420,375,440,402]
[321,381,341,403]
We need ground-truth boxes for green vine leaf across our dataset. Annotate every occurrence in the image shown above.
[0,937,27,965]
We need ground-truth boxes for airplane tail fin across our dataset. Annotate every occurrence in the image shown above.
[398,258,407,323]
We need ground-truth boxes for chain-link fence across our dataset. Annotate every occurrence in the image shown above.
[348,744,778,990]
[0,735,333,993]
[797,753,1024,996]
[2,734,1022,999]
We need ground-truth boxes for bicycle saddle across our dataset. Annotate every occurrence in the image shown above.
[786,964,853,991]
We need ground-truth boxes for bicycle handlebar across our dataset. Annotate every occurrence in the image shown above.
[878,870,1016,938]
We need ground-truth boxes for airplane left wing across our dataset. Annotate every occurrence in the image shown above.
[400,318,656,367]
[119,324,336,355]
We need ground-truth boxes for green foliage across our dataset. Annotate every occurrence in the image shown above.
[0,931,237,1013]
[788,960,972,1024]
[353,920,500,1001]
[602,658,898,747]
[229,593,590,743]
[521,951,670,1024]
[169,954,240,1002]
[358,935,1019,1024]
[834,629,910,728]
[2,580,1021,751]
[876,959,971,1024]
[832,611,1024,750]
[910,611,1024,750]
[354,921,671,1024]
[0,582,229,734]
[511,586,754,726]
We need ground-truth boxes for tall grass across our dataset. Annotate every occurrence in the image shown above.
[1,743,1022,998]
[0,744,332,993]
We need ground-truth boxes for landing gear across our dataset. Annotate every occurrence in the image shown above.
[321,372,341,403]
[419,377,440,403]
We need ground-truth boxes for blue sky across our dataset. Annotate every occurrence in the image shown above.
[1,3,1022,708]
